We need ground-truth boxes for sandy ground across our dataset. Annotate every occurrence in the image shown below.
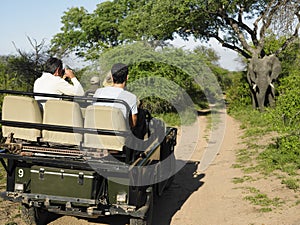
[1,109,300,225]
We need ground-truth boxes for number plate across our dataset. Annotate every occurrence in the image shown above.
[15,166,31,192]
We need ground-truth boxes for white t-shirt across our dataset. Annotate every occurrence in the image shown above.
[93,86,138,118]
[33,72,84,102]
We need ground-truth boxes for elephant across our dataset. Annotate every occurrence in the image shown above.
[246,54,282,111]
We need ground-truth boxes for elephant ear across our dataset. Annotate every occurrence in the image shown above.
[247,58,257,83]
[269,54,282,80]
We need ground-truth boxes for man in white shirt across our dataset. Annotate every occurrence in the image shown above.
[33,57,84,106]
[93,63,138,128]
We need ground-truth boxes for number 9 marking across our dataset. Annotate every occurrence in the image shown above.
[18,169,24,178]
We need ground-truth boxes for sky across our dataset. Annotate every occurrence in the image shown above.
[0,1,243,71]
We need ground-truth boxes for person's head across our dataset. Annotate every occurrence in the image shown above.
[90,76,100,85]
[102,72,113,87]
[44,57,63,76]
[111,63,128,84]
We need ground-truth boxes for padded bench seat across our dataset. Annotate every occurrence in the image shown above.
[83,105,129,151]
[42,100,84,146]
[2,95,42,142]
[1,96,129,151]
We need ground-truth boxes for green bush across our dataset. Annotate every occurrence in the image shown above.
[270,70,300,135]
[97,43,230,116]
[229,46,300,187]
[226,71,251,112]
[127,61,206,114]
[259,135,300,174]
[258,65,300,175]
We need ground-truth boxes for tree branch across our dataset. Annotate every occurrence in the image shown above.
[237,5,259,47]
[259,0,289,55]
[211,34,252,58]
[253,14,262,43]
[12,41,26,58]
[216,8,257,56]
[276,5,300,55]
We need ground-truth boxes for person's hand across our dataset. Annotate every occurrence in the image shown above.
[63,68,75,79]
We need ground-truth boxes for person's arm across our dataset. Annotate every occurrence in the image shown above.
[70,77,85,95]
[131,114,137,127]
[130,96,138,127]
[59,69,84,96]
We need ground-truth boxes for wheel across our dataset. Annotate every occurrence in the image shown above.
[21,204,37,225]
[155,151,176,196]
[130,218,147,225]
[164,151,176,190]
[130,187,153,225]
[21,204,58,225]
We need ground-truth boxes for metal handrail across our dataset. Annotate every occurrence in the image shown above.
[0,89,131,115]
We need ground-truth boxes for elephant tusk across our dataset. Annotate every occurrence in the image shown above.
[252,84,257,90]
[270,83,275,89]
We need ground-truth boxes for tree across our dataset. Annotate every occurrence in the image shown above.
[51,0,299,60]
[50,0,173,59]
[51,0,299,110]
[119,0,299,110]
[0,37,49,92]
[120,0,299,57]
[50,1,135,59]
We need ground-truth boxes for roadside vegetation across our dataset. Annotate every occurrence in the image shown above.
[226,39,300,211]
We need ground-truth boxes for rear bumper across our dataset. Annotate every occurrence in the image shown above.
[1,187,152,219]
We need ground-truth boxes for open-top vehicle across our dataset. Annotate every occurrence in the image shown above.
[0,90,177,225]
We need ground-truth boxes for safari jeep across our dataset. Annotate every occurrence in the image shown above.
[0,90,177,225]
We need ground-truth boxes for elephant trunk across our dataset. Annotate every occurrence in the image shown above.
[257,92,266,112]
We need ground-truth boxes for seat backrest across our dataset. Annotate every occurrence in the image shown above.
[84,105,128,151]
[42,100,83,146]
[2,95,42,142]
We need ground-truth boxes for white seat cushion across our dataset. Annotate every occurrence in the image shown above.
[83,105,128,151]
[2,95,42,142]
[42,100,83,146]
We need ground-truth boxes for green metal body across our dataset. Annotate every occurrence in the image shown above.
[108,177,130,204]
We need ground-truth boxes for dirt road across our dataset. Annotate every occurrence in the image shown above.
[2,110,300,225]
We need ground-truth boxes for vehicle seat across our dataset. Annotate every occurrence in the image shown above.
[83,105,129,151]
[42,100,83,146]
[1,95,42,142]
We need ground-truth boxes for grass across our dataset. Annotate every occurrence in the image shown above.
[281,178,300,190]
[0,164,6,186]
[242,187,284,212]
[229,104,300,212]
[232,175,255,184]
[230,105,300,189]
[154,107,198,127]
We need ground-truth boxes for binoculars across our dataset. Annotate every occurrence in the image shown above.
[62,65,72,76]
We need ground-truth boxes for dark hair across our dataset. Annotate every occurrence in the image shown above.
[111,63,128,84]
[44,57,63,74]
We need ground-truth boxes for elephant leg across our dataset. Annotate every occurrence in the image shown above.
[267,86,275,107]
[250,88,258,109]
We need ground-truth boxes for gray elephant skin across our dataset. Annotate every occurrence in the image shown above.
[246,54,282,111]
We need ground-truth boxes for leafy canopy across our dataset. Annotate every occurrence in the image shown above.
[51,0,300,60]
